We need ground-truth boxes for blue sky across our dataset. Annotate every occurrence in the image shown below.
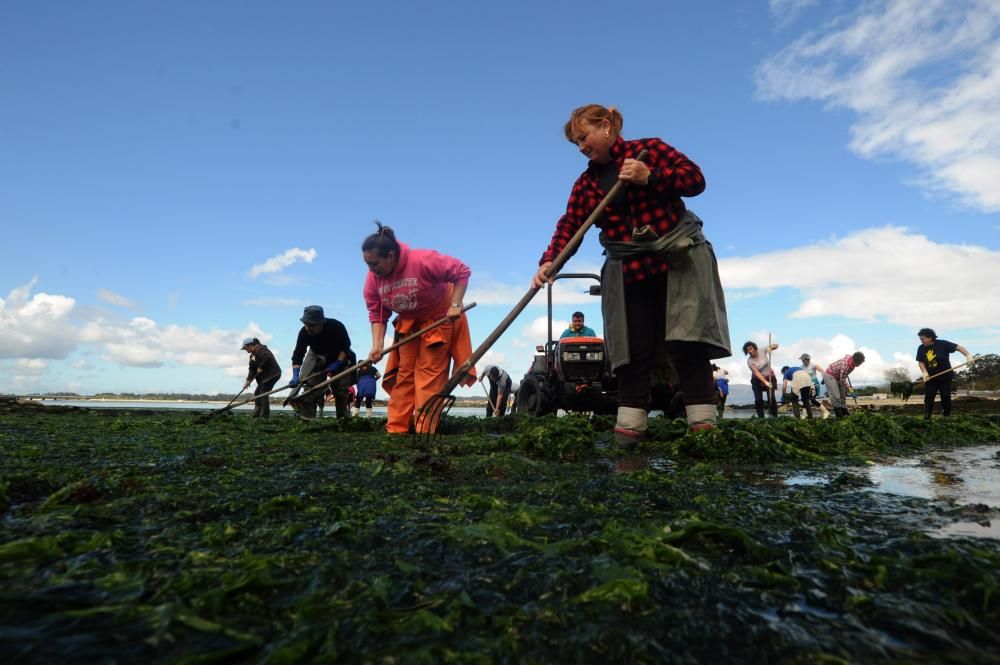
[2,0,998,398]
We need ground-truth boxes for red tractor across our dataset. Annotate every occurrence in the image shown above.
[514,273,682,418]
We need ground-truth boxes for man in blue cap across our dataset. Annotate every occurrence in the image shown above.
[288,305,355,419]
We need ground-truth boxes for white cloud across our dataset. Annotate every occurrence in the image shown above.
[80,315,273,374]
[15,358,48,374]
[769,0,819,28]
[97,289,138,309]
[720,226,1000,329]
[248,247,317,278]
[0,278,78,359]
[475,350,507,377]
[756,0,1000,211]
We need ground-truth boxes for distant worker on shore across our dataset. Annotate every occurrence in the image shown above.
[353,365,380,417]
[823,352,865,418]
[480,365,513,417]
[743,341,779,418]
[712,364,729,418]
[288,305,354,420]
[799,353,824,398]
[780,364,824,419]
[916,328,974,419]
[560,311,596,338]
[241,337,281,418]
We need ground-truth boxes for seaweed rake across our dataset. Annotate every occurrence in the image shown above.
[195,368,328,422]
[414,149,649,444]
[287,303,479,416]
[912,354,981,385]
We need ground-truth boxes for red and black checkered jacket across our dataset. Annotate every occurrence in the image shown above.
[539,136,705,284]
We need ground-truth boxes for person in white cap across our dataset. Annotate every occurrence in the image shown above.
[241,337,281,418]
[798,353,829,418]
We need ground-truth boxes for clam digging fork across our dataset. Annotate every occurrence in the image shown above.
[413,150,649,443]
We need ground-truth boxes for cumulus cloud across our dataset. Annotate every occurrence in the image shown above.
[476,350,507,377]
[80,316,273,371]
[0,278,78,359]
[97,289,138,309]
[15,358,48,375]
[720,226,1000,329]
[756,0,1000,211]
[248,248,317,278]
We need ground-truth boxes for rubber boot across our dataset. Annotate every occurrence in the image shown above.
[351,406,360,417]
[685,403,717,432]
[365,407,373,418]
[614,406,647,449]
[820,404,830,420]
[835,407,849,418]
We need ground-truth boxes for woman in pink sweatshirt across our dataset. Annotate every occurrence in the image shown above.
[362,223,475,433]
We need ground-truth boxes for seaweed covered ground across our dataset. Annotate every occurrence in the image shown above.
[2,409,1000,664]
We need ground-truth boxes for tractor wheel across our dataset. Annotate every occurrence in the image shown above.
[516,376,554,416]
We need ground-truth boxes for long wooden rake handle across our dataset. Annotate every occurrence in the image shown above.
[912,354,979,384]
[290,303,479,402]
[437,150,649,396]
[200,367,328,419]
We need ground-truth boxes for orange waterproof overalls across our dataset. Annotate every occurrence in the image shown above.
[381,289,476,434]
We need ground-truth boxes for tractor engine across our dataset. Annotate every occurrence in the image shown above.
[555,337,607,384]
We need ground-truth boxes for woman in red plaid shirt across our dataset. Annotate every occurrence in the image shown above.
[532,104,731,446]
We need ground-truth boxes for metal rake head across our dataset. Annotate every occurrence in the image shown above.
[411,393,456,445]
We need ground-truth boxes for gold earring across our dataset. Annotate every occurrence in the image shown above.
[605,130,609,138]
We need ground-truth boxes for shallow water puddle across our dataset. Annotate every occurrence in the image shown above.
[866,445,1000,507]
[780,445,1000,540]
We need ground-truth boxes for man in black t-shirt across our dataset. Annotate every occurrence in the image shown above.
[915,327,973,419]
[289,305,354,419]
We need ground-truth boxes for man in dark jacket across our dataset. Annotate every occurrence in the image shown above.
[242,337,282,418]
[289,305,354,419]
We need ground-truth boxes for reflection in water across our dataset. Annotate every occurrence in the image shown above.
[784,475,828,486]
[936,521,1000,539]
[867,446,1000,507]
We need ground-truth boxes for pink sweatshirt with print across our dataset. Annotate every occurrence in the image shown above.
[364,241,471,324]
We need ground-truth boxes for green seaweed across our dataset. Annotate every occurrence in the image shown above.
[0,408,998,663]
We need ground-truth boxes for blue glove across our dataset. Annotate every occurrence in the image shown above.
[326,359,346,374]
[290,367,300,386]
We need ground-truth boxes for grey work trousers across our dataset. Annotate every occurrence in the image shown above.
[824,375,848,410]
